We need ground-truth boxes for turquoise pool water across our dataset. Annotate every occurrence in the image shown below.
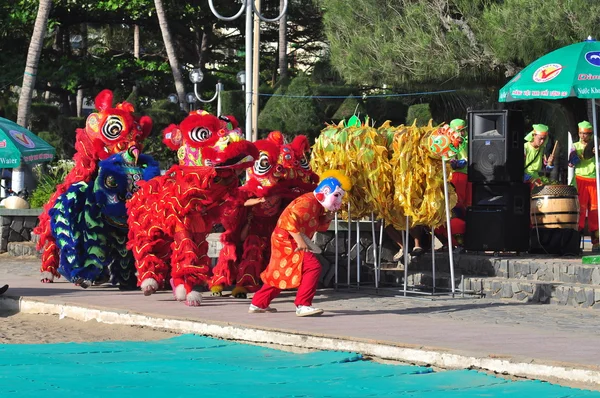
[1,334,598,397]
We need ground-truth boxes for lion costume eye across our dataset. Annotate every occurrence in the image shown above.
[299,156,310,170]
[104,175,118,189]
[102,115,125,140]
[189,127,211,142]
[254,153,272,175]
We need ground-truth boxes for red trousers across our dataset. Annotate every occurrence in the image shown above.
[451,172,472,207]
[576,176,599,234]
[251,251,321,308]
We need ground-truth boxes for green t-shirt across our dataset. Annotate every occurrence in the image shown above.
[524,141,545,179]
[573,141,596,178]
[454,136,468,173]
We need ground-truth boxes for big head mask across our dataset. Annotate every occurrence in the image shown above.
[313,170,352,212]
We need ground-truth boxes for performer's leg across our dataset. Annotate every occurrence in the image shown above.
[589,181,599,250]
[576,177,589,232]
[250,283,281,310]
[294,252,322,307]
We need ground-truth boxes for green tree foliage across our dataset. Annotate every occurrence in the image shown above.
[319,0,600,88]
[406,103,434,126]
[258,74,322,140]
[331,96,367,122]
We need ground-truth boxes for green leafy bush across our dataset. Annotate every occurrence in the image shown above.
[29,160,74,209]
[406,103,434,126]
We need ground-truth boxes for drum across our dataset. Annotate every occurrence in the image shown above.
[530,185,579,229]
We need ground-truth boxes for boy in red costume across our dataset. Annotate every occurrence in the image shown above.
[249,170,352,317]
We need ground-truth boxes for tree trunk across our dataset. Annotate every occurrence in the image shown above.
[154,0,187,112]
[77,23,88,117]
[132,24,140,96]
[17,0,52,128]
[278,0,288,81]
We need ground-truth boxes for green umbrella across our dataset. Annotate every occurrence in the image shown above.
[0,116,55,167]
[499,37,600,253]
[499,38,600,102]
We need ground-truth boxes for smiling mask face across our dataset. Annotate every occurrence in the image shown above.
[314,177,346,212]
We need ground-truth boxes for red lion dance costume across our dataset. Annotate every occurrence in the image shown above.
[126,111,257,306]
[218,131,318,298]
[35,89,152,283]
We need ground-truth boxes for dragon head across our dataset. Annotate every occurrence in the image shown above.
[94,148,161,228]
[84,89,153,159]
[163,110,257,171]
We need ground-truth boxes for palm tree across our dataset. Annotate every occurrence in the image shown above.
[278,0,288,81]
[17,0,52,128]
[154,0,187,112]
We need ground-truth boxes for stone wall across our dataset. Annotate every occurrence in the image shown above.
[0,209,42,253]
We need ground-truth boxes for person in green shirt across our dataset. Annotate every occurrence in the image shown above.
[568,120,599,251]
[524,124,553,187]
[449,118,471,206]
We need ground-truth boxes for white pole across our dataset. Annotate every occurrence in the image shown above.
[403,215,409,296]
[334,212,339,290]
[347,202,351,286]
[592,98,600,243]
[442,158,456,296]
[216,82,223,117]
[567,131,574,185]
[431,226,436,293]
[356,219,361,289]
[12,164,24,193]
[370,212,379,289]
[252,0,261,141]
[244,0,253,141]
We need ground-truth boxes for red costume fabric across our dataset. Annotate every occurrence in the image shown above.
[251,251,322,308]
[126,111,257,305]
[576,176,599,234]
[35,89,152,281]
[451,171,472,207]
[260,192,330,289]
[228,132,318,295]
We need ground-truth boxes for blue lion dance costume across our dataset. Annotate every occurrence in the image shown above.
[49,148,160,289]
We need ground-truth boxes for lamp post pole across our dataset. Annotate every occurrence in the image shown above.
[189,68,223,116]
[208,0,288,141]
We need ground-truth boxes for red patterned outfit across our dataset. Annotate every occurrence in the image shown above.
[252,193,330,307]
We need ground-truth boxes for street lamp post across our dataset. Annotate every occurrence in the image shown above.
[208,0,288,141]
[189,68,223,116]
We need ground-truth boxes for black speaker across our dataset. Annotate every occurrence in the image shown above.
[530,228,580,255]
[466,182,530,252]
[471,182,530,214]
[468,110,525,183]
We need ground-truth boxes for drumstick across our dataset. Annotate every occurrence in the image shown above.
[547,141,559,166]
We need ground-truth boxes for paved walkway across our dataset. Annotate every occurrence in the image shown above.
[1,254,599,389]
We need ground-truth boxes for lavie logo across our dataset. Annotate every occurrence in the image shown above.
[9,130,35,148]
[533,63,563,83]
